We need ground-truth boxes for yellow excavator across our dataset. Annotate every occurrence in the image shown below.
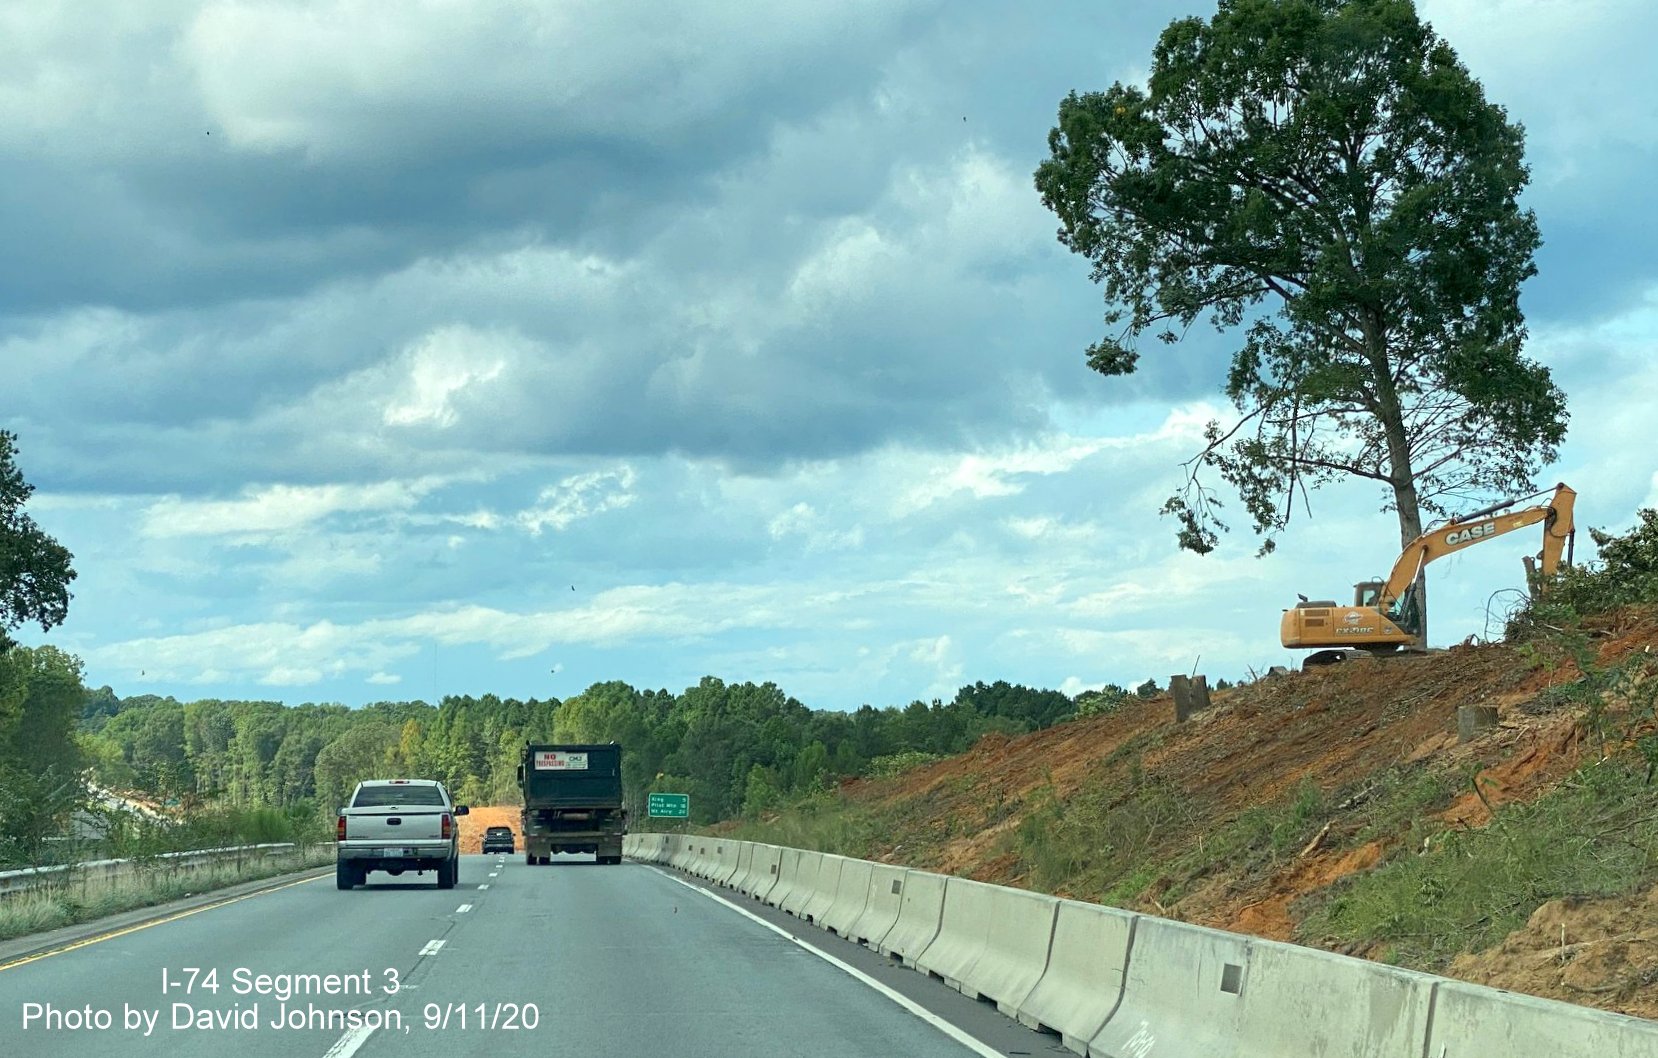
[1281,483,1576,666]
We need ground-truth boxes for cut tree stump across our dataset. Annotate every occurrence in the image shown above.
[1457,705,1499,742]
[1172,674,1213,723]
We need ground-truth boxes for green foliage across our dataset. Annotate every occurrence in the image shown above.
[1036,0,1565,553]
[1069,684,1131,719]
[91,802,324,860]
[740,764,784,818]
[864,751,945,778]
[1350,767,1458,845]
[725,789,887,858]
[1303,757,1658,968]
[1014,762,1195,899]
[1516,509,1658,627]
[0,431,77,650]
[0,645,89,867]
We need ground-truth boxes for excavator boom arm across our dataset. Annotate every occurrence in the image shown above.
[1377,484,1576,608]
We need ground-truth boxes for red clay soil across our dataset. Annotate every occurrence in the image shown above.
[804,606,1658,1016]
[1450,886,1658,1018]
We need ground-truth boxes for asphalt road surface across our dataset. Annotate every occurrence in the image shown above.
[1,854,1065,1058]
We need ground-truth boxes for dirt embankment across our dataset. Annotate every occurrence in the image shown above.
[781,607,1658,1017]
[456,805,519,854]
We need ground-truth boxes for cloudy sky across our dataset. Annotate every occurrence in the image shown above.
[5,0,1655,711]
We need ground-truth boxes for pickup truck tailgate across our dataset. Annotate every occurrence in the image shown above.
[344,807,447,842]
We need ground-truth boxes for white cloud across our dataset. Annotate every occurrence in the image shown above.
[261,666,323,687]
[381,325,510,428]
[141,480,430,538]
[366,672,401,685]
[448,510,504,530]
[767,502,865,553]
[1059,676,1103,697]
[895,437,1109,514]
[516,466,638,535]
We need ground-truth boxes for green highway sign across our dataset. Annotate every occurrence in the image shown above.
[647,792,690,818]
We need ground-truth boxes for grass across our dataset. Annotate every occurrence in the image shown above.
[1349,767,1459,846]
[1300,756,1658,969]
[1014,757,1463,912]
[1012,762,1195,902]
[723,792,894,858]
[0,845,335,943]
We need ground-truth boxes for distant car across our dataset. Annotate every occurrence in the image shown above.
[482,826,516,854]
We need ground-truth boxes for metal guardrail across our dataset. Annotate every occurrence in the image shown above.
[0,843,301,900]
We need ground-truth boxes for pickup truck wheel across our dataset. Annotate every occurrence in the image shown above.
[336,861,356,890]
[437,858,457,889]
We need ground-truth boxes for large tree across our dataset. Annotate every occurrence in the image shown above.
[0,646,88,865]
[1,430,76,650]
[1035,0,1566,577]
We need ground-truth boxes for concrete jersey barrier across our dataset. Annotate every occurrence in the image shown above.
[664,834,688,869]
[725,841,757,891]
[879,869,948,967]
[914,876,998,997]
[779,852,825,917]
[708,841,739,883]
[745,845,783,901]
[800,855,846,925]
[819,857,874,938]
[846,864,908,947]
[693,840,714,877]
[766,847,804,908]
[633,833,1658,1055]
[722,841,753,887]
[959,884,1059,1018]
[1090,916,1436,1058]
[1015,899,1136,1054]
[1425,979,1658,1058]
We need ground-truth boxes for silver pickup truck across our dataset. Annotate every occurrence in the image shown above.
[335,779,469,890]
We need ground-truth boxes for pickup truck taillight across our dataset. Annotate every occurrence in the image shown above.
[336,815,347,841]
[441,813,453,840]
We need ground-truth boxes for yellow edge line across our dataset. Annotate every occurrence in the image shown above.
[0,868,329,973]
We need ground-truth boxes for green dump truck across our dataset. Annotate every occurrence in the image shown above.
[518,743,626,865]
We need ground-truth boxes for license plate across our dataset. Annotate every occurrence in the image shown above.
[402,848,416,857]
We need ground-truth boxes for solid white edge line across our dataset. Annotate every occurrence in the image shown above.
[646,866,1001,1058]
[321,1021,375,1058]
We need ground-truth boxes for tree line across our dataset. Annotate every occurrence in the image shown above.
[74,675,1106,830]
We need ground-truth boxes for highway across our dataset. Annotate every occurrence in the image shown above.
[1,855,1061,1058]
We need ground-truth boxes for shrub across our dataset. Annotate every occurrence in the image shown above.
[1511,508,1658,632]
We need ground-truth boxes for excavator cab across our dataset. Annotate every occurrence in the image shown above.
[1353,581,1384,608]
